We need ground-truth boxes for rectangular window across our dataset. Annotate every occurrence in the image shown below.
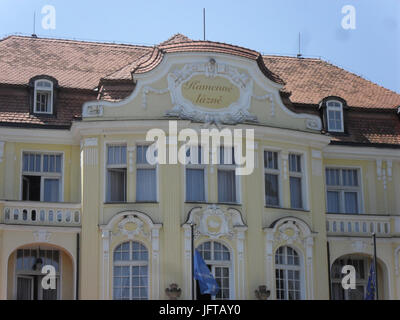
[34,80,53,114]
[264,151,280,206]
[136,145,157,202]
[186,146,206,202]
[289,154,303,209]
[22,152,62,202]
[326,168,361,214]
[106,145,127,202]
[327,101,344,132]
[217,146,238,204]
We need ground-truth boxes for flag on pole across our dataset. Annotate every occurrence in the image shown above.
[194,249,220,296]
[365,263,376,300]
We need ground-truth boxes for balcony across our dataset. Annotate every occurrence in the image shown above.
[0,200,81,227]
[326,213,394,236]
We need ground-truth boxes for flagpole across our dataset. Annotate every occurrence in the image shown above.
[191,223,195,300]
[373,233,379,300]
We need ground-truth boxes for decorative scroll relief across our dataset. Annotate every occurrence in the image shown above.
[266,217,314,249]
[115,214,149,240]
[186,204,247,239]
[33,230,52,242]
[165,61,256,124]
[83,104,103,117]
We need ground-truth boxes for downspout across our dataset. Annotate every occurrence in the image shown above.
[76,233,80,300]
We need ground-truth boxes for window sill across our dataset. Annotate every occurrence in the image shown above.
[104,201,159,205]
[326,212,385,216]
[265,206,310,213]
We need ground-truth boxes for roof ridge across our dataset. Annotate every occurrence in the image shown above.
[159,33,192,46]
[1,34,153,49]
[263,54,322,62]
[101,49,154,81]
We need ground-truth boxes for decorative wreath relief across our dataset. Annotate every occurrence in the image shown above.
[165,60,258,125]
[117,215,148,239]
[277,221,301,244]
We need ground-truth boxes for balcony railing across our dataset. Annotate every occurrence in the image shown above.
[326,213,391,236]
[1,201,81,226]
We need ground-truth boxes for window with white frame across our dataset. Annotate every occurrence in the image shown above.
[197,241,231,300]
[275,246,302,300]
[289,154,303,209]
[325,168,361,214]
[264,151,280,206]
[113,241,149,300]
[331,256,369,300]
[186,145,206,202]
[326,101,344,132]
[217,146,238,204]
[136,145,157,202]
[106,145,127,202]
[15,247,60,300]
[22,152,62,202]
[34,79,53,114]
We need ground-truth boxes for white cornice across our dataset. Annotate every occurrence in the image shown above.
[323,145,400,161]
[71,119,331,147]
[0,223,81,233]
[0,127,77,145]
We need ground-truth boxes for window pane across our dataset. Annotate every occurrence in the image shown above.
[265,173,279,206]
[219,147,235,165]
[342,169,358,187]
[136,168,157,201]
[290,177,302,209]
[289,154,301,173]
[187,146,202,164]
[108,145,127,165]
[218,170,236,203]
[344,192,358,214]
[264,151,278,169]
[186,168,205,202]
[43,179,60,202]
[327,191,340,213]
[107,169,126,202]
[136,146,149,164]
[326,168,340,186]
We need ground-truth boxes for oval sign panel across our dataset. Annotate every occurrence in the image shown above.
[181,75,240,110]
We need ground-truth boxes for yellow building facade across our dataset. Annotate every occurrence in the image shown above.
[0,34,399,300]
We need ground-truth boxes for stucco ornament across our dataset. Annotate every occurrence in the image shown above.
[165,60,258,125]
[33,230,52,242]
[187,204,246,239]
[116,215,148,239]
[277,220,301,244]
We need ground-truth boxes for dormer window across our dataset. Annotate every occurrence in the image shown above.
[326,100,344,132]
[34,79,53,114]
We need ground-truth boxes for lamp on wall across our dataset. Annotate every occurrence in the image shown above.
[255,285,270,300]
[165,283,182,300]
[32,247,43,271]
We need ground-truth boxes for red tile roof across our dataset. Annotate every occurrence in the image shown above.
[0,34,399,147]
[0,35,151,90]
[263,55,400,109]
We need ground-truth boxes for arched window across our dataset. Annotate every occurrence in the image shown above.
[197,241,231,300]
[331,255,370,300]
[275,246,302,300]
[113,241,148,300]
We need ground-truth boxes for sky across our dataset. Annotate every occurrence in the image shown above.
[0,0,399,93]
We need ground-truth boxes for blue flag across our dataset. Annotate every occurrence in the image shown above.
[365,263,376,300]
[194,249,220,296]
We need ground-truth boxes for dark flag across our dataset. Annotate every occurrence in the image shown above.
[193,249,220,296]
[365,263,376,300]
